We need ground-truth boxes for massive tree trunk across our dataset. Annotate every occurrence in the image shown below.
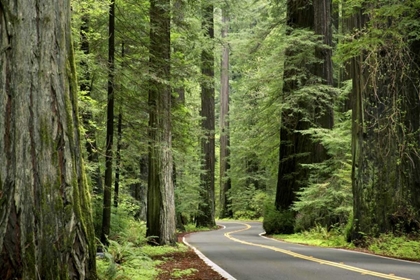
[313,0,334,137]
[350,4,420,240]
[101,0,116,246]
[219,8,232,219]
[0,1,96,279]
[349,8,369,240]
[275,0,333,213]
[196,2,216,228]
[275,0,314,211]
[146,0,176,245]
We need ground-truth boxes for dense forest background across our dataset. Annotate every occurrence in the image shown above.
[71,0,420,243]
[1,0,420,278]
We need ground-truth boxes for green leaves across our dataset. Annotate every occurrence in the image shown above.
[293,113,352,231]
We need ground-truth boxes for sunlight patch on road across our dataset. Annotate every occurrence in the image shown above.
[224,223,412,280]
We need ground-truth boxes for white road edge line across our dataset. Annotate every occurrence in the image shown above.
[183,236,237,280]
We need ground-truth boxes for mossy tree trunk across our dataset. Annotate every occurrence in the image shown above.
[350,4,420,240]
[349,8,370,240]
[0,0,96,279]
[146,0,176,245]
[196,2,216,228]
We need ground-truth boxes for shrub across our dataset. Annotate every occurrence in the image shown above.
[263,203,295,234]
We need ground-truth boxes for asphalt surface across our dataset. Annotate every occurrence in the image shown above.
[185,221,420,280]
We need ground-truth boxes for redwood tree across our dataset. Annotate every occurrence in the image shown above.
[0,0,96,278]
[101,0,116,246]
[219,8,232,219]
[146,0,176,245]
[275,0,333,221]
[196,2,216,228]
[348,2,420,240]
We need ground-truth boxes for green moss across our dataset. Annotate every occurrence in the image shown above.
[40,118,51,148]
[24,231,36,277]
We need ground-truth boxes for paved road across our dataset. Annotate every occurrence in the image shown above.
[185,221,420,280]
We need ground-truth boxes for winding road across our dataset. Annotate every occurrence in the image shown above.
[184,221,420,280]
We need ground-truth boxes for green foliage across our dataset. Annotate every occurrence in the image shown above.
[231,186,268,220]
[273,225,351,248]
[228,0,284,219]
[92,193,145,243]
[95,217,155,280]
[273,226,420,261]
[263,203,295,234]
[183,223,213,232]
[141,244,188,257]
[96,242,156,280]
[293,110,353,231]
[95,217,189,280]
[171,268,199,278]
[367,233,420,261]
[344,211,354,242]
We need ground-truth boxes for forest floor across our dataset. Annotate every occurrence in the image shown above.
[153,232,227,280]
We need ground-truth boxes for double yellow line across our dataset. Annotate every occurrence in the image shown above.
[224,223,412,280]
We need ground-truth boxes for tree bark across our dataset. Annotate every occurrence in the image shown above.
[0,1,96,278]
[349,4,420,239]
[275,0,314,211]
[197,3,216,228]
[275,0,334,213]
[146,0,176,245]
[101,0,116,246]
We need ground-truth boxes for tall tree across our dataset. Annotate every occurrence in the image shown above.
[219,8,232,219]
[274,0,334,231]
[347,2,420,240]
[147,0,176,245]
[196,2,216,228]
[0,0,96,278]
[101,0,116,245]
[275,0,315,212]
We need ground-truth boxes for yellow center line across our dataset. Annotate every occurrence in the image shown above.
[223,223,412,280]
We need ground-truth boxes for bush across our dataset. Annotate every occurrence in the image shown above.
[263,203,295,234]
[233,210,257,220]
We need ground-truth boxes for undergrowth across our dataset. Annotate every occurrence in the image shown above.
[95,197,192,280]
[367,233,420,261]
[273,224,350,248]
[271,225,420,261]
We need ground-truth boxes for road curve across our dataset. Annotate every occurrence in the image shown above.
[185,221,420,280]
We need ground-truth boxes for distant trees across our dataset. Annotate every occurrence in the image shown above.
[227,0,419,241]
[0,0,96,278]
